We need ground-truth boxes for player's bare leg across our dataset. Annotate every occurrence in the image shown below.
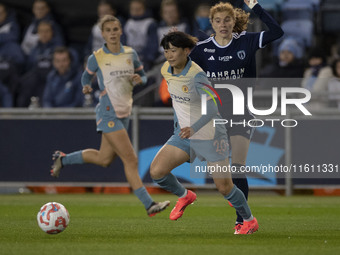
[210,159,258,235]
[230,135,250,165]
[104,129,170,216]
[230,135,251,231]
[50,134,117,178]
[82,134,117,167]
[150,145,196,220]
[103,130,142,190]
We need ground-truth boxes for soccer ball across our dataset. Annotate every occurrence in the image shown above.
[37,202,70,234]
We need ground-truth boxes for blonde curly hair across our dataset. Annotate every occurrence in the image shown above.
[209,2,250,34]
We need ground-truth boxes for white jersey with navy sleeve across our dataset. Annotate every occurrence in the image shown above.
[86,44,144,118]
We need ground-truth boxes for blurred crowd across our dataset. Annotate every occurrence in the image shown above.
[0,0,340,110]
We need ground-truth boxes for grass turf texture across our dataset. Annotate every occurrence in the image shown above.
[0,193,339,255]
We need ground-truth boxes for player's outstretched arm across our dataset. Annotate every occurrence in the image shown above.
[244,0,258,9]
[248,0,284,46]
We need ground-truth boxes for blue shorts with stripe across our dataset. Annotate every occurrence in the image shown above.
[166,133,229,163]
[95,95,129,133]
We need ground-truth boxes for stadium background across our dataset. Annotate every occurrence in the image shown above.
[2,0,339,64]
[0,0,340,195]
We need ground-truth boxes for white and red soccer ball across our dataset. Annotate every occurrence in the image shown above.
[37,202,70,234]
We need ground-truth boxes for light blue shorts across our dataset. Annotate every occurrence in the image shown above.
[95,96,129,133]
[166,134,229,163]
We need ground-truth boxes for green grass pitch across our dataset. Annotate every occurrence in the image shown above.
[0,193,339,255]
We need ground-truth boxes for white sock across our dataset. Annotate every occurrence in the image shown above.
[179,189,188,198]
[244,215,254,222]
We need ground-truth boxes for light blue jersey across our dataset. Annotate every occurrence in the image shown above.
[161,58,225,140]
[161,58,228,162]
[84,44,146,118]
[82,44,146,133]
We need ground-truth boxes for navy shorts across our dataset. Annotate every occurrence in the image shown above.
[226,118,256,140]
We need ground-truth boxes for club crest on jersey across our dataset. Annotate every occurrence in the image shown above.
[126,59,132,65]
[108,121,115,128]
[182,85,189,93]
[237,50,246,60]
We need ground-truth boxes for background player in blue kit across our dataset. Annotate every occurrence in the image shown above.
[150,31,259,234]
[190,0,283,233]
[50,15,170,217]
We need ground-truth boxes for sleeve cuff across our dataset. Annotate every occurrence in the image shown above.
[250,2,258,9]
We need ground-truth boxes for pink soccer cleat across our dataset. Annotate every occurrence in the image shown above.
[169,190,197,220]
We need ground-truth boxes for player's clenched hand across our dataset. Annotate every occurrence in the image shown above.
[169,26,178,33]
[130,74,143,86]
[82,85,93,94]
[244,0,258,9]
[179,127,195,139]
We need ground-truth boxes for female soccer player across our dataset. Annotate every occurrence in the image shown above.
[190,0,283,233]
[150,31,258,234]
[50,15,169,217]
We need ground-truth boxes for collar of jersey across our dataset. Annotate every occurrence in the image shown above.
[167,57,192,77]
[103,44,124,55]
[212,34,234,48]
